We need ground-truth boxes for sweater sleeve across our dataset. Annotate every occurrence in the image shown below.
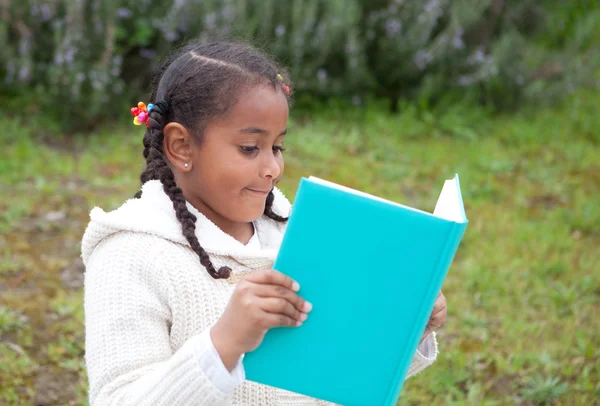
[84,233,239,406]
[405,332,439,379]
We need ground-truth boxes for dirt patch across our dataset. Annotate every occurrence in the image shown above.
[33,366,80,406]
[60,258,85,290]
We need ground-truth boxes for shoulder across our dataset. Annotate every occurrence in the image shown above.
[84,231,187,279]
[83,231,203,304]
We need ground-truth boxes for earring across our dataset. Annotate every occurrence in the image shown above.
[184,163,189,168]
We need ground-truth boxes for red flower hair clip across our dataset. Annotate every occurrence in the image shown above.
[130,101,154,127]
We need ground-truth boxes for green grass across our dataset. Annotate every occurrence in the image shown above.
[0,90,599,405]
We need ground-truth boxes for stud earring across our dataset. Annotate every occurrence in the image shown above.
[184,163,189,168]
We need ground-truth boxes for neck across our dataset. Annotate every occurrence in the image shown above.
[186,195,254,245]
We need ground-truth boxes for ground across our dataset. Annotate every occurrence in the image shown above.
[0,93,599,405]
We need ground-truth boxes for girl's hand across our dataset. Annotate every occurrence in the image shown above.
[210,269,312,371]
[421,291,447,343]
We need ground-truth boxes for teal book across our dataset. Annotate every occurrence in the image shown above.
[244,174,468,406]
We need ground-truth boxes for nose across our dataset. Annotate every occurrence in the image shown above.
[259,150,282,179]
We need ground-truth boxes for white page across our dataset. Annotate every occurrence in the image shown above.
[307,176,431,216]
[433,178,464,222]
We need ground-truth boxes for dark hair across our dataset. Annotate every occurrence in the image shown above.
[134,40,292,280]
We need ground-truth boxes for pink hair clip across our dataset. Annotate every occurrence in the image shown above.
[277,74,291,95]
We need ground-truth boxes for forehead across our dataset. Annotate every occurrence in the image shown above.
[217,84,289,131]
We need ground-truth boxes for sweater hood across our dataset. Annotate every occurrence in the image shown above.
[81,180,292,266]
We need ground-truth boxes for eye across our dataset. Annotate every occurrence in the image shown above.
[240,146,259,155]
[273,146,286,154]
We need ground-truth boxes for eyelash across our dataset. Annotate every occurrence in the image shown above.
[240,146,286,155]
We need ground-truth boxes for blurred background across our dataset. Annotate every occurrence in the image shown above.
[0,1,599,405]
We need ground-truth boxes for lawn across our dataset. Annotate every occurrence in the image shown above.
[0,92,598,405]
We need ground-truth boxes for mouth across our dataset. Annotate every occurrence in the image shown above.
[245,187,270,196]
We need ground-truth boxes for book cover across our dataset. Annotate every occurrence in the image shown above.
[244,174,468,405]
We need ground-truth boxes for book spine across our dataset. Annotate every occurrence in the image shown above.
[384,222,463,406]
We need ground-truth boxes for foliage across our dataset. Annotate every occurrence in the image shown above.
[1,0,598,131]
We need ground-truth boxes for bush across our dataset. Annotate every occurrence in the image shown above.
[1,0,598,132]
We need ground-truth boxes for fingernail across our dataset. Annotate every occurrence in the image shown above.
[300,313,308,321]
[296,320,302,327]
[303,301,312,312]
[292,281,300,292]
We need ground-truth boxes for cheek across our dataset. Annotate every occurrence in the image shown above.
[275,155,285,182]
[218,156,257,191]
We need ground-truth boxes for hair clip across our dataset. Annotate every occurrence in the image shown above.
[277,73,291,95]
[130,102,155,127]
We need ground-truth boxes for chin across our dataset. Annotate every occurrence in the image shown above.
[234,204,266,223]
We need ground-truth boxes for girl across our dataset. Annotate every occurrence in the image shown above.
[82,40,446,405]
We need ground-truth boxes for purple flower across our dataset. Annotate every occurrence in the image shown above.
[164,31,178,42]
[457,75,473,86]
[385,19,402,36]
[452,35,464,49]
[40,4,53,22]
[139,48,155,59]
[18,66,30,82]
[117,8,132,19]
[204,13,217,30]
[413,50,433,70]
[317,69,327,82]
[468,49,486,65]
[19,39,31,57]
[424,0,440,13]
[345,42,358,55]
[275,24,286,37]
[64,47,76,65]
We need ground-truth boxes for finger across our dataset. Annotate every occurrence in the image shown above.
[260,297,306,322]
[430,294,446,316]
[253,284,312,313]
[262,311,301,328]
[246,269,299,292]
[430,313,446,329]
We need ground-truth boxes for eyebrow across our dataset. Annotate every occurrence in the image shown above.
[239,127,287,136]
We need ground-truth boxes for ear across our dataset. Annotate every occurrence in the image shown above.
[163,122,194,172]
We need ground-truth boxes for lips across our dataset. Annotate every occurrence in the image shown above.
[245,187,270,195]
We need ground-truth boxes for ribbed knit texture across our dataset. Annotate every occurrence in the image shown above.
[82,180,438,405]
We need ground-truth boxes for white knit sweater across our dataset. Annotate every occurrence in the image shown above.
[81,180,438,405]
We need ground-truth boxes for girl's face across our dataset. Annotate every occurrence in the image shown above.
[168,84,289,231]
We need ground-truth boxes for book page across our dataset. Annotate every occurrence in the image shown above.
[307,176,430,215]
[433,177,466,223]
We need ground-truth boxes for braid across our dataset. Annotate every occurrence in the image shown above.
[135,101,231,280]
[160,163,232,279]
[264,191,288,222]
